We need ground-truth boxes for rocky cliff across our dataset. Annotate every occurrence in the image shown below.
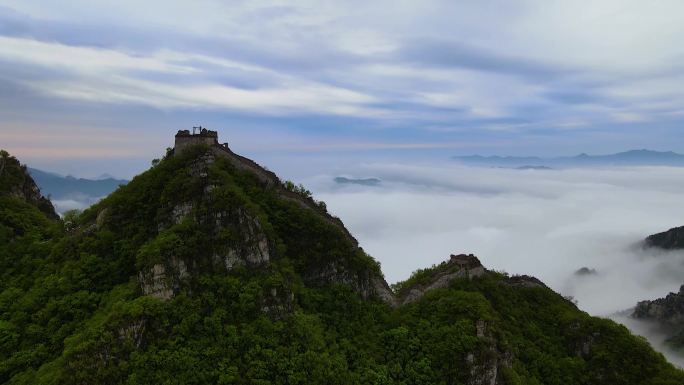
[644,226,684,249]
[0,149,58,219]
[634,285,684,326]
[84,142,392,309]
[395,253,486,306]
[632,227,684,347]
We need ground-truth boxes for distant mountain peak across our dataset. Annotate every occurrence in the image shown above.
[27,167,129,213]
[453,149,684,167]
[334,176,382,186]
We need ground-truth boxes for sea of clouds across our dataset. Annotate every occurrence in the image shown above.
[304,163,684,366]
[51,194,105,215]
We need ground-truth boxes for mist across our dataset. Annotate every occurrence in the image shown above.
[303,162,684,365]
[52,195,104,215]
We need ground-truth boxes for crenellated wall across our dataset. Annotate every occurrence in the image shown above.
[174,130,219,154]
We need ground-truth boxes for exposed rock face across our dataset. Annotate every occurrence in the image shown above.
[644,226,684,249]
[303,261,391,302]
[171,202,193,224]
[397,254,486,306]
[261,286,295,320]
[212,208,271,271]
[633,226,684,343]
[633,285,684,326]
[174,130,359,245]
[465,319,513,385]
[0,150,58,219]
[372,277,396,306]
[158,132,393,305]
[575,334,598,358]
[139,205,272,300]
[504,275,546,289]
[138,149,275,300]
[95,208,108,229]
[138,256,188,300]
[467,352,499,385]
[118,318,146,349]
[138,139,382,306]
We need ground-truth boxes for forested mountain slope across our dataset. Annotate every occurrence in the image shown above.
[1,141,682,385]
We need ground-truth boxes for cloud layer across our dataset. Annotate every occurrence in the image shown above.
[309,162,684,363]
[310,164,684,313]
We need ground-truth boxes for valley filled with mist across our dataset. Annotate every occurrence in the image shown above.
[305,163,684,365]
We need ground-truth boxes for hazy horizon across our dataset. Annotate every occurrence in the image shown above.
[18,144,684,181]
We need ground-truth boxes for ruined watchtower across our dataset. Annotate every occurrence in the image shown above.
[174,127,222,155]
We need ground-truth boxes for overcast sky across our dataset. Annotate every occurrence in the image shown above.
[1,0,684,177]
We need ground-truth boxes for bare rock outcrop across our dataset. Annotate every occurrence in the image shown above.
[504,275,546,289]
[466,319,513,385]
[212,208,271,271]
[396,253,486,306]
[632,226,684,343]
[303,260,392,302]
[633,285,684,326]
[644,226,684,250]
[0,150,58,219]
[138,256,188,300]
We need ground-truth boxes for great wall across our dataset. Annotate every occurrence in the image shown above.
[173,128,359,246]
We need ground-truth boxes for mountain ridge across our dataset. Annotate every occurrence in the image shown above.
[0,150,59,219]
[453,149,684,167]
[633,227,684,351]
[27,167,128,199]
[1,133,683,384]
[26,167,128,213]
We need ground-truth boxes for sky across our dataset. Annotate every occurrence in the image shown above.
[1,0,684,178]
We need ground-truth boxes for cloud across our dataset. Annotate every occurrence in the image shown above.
[395,38,569,80]
[304,162,684,363]
[2,0,684,147]
[52,196,103,214]
[308,163,684,311]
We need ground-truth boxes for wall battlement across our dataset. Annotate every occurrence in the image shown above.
[174,128,221,154]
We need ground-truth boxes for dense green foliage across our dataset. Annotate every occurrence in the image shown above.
[390,261,451,293]
[1,147,683,384]
[0,151,57,219]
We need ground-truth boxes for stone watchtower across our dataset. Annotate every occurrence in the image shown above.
[174,127,222,155]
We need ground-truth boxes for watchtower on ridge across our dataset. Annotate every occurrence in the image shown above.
[174,126,227,154]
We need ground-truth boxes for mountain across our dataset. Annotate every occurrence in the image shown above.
[1,132,683,384]
[644,226,684,250]
[27,167,128,212]
[0,150,58,220]
[632,227,684,350]
[634,285,684,330]
[453,149,684,167]
[334,176,381,186]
